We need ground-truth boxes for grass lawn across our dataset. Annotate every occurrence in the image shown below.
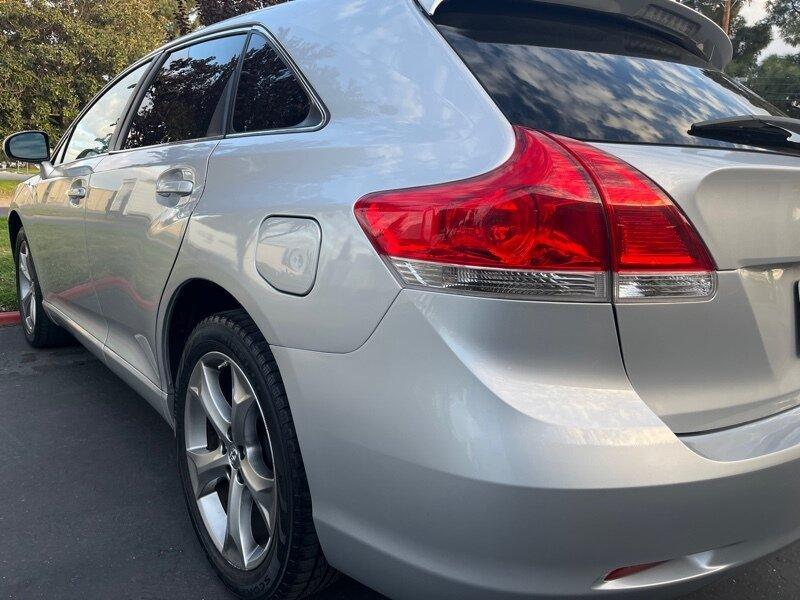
[0,180,18,205]
[0,218,16,312]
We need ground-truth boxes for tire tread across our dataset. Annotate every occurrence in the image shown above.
[184,309,338,600]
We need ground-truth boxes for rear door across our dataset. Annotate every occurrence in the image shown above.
[21,62,150,344]
[433,1,800,433]
[86,32,247,386]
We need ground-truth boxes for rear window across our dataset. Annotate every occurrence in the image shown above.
[435,3,784,150]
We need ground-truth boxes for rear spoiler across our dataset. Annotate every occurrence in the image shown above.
[417,0,733,70]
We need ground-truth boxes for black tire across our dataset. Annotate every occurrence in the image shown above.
[14,228,73,348]
[175,310,338,599]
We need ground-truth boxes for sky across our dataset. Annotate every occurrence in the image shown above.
[740,0,795,56]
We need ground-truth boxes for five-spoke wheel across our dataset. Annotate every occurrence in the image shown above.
[185,352,278,571]
[175,310,337,598]
[17,240,36,334]
[13,228,71,348]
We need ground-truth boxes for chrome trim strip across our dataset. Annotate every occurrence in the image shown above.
[388,257,609,302]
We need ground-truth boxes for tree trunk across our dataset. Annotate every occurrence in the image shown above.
[722,0,733,35]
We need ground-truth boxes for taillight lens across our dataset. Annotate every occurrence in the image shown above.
[554,135,716,301]
[355,126,716,302]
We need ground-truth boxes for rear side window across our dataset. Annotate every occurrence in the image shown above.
[231,33,313,133]
[435,4,784,150]
[125,34,246,149]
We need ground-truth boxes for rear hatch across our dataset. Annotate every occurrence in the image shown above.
[433,1,800,433]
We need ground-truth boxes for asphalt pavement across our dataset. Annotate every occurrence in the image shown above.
[0,323,798,600]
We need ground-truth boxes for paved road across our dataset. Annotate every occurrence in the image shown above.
[0,171,32,181]
[0,324,798,600]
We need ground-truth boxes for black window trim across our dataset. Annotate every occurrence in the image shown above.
[55,55,156,168]
[109,23,328,156]
[112,28,252,154]
[224,27,328,139]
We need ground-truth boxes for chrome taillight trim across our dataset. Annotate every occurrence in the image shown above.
[615,272,717,302]
[387,258,718,303]
[389,258,608,302]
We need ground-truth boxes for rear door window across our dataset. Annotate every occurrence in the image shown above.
[435,4,784,150]
[124,34,246,149]
[231,33,313,133]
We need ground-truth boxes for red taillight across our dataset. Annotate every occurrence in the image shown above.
[355,126,716,301]
[554,136,715,274]
[355,128,609,272]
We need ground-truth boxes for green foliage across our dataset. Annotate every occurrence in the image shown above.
[0,217,16,312]
[678,0,751,26]
[728,19,774,77]
[676,1,776,80]
[195,0,287,26]
[748,54,800,115]
[768,0,800,46]
[0,0,172,150]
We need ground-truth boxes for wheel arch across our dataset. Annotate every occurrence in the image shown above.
[162,278,256,402]
[8,211,22,254]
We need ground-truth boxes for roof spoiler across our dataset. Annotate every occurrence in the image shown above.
[418,0,733,70]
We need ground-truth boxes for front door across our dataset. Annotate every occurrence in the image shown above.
[23,158,103,339]
[85,32,247,386]
[21,62,151,344]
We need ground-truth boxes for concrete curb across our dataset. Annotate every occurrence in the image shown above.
[0,312,21,327]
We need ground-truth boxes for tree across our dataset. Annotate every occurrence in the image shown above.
[678,0,751,30]
[768,0,800,46]
[0,0,172,146]
[677,1,773,75]
[195,0,287,27]
[728,18,774,76]
[176,0,193,36]
[748,54,800,116]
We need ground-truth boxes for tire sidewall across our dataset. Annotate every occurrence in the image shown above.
[15,229,40,344]
[175,318,293,599]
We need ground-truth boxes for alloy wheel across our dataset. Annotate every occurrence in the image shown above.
[18,240,37,334]
[184,351,278,571]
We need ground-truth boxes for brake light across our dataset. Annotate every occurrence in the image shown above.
[554,135,716,300]
[354,126,716,302]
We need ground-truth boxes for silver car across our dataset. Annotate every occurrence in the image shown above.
[5,0,800,598]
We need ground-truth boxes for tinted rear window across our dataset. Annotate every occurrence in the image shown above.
[232,33,312,133]
[436,4,784,150]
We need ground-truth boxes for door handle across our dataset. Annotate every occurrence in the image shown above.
[67,186,86,205]
[156,180,194,197]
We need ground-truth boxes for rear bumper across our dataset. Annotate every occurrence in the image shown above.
[274,289,800,599]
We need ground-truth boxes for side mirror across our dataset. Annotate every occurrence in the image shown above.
[3,130,50,164]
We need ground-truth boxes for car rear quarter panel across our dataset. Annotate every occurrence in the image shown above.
[597,143,800,432]
[162,0,514,361]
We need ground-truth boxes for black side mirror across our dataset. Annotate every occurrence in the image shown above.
[3,131,50,164]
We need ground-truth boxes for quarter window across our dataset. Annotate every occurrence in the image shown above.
[125,35,246,149]
[232,33,313,133]
[62,63,149,163]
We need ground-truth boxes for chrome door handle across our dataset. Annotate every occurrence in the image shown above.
[156,180,194,197]
[67,187,86,205]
